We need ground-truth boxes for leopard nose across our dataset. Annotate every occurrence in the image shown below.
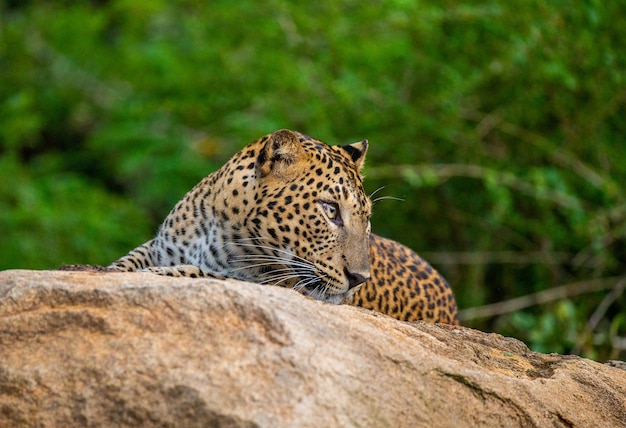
[345,269,370,289]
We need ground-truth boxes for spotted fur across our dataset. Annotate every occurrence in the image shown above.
[349,235,459,324]
[109,129,459,324]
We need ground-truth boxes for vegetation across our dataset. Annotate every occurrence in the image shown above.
[1,0,625,361]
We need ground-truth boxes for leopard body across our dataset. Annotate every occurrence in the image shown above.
[109,129,458,324]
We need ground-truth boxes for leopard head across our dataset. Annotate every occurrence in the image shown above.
[224,129,372,303]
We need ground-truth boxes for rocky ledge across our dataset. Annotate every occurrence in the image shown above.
[0,270,625,427]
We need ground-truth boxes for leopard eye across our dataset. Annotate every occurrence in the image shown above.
[321,201,342,226]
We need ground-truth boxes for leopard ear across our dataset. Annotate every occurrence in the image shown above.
[340,139,368,171]
[257,129,306,178]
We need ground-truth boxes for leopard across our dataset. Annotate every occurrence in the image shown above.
[108,129,459,325]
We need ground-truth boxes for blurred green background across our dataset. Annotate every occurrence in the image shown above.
[1,0,625,361]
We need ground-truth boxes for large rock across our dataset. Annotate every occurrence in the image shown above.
[0,270,625,427]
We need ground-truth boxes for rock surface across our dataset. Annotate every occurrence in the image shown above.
[0,270,625,427]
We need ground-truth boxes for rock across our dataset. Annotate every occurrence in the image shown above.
[0,270,625,427]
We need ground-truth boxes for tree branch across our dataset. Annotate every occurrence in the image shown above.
[458,276,625,321]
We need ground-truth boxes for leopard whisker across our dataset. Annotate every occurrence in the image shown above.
[232,254,315,270]
[230,259,293,272]
[231,237,330,295]
[371,195,404,205]
[263,274,302,287]
[258,267,315,280]
[368,186,387,200]
[231,240,315,267]
[230,263,287,274]
[231,251,321,289]
[260,272,317,287]
[292,276,322,292]
[233,260,318,280]
[302,278,325,298]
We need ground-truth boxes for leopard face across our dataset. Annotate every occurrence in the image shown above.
[221,130,372,303]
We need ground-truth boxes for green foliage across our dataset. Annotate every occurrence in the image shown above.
[1,0,625,360]
[0,154,151,268]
